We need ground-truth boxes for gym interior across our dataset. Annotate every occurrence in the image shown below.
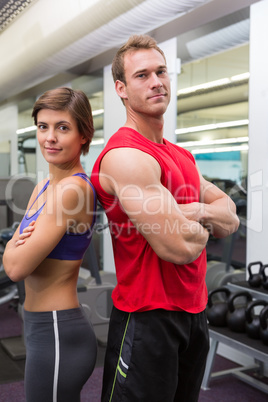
[0,0,268,400]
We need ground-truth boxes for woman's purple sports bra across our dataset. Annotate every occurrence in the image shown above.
[19,173,96,261]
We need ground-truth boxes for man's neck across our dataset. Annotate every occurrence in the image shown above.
[124,114,164,144]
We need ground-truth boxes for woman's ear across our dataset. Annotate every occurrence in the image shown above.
[80,135,87,145]
[115,80,128,101]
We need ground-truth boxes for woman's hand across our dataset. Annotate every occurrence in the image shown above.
[15,221,35,247]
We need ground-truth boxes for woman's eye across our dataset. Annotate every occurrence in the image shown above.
[37,124,46,130]
[59,125,68,131]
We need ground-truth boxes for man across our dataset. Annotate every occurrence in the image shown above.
[91,34,239,402]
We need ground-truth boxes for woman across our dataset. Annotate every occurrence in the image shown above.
[3,87,97,402]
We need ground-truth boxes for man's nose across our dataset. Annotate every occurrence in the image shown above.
[150,73,163,89]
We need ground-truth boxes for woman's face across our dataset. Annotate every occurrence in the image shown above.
[36,109,86,167]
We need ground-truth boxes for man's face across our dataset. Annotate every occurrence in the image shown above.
[120,48,171,117]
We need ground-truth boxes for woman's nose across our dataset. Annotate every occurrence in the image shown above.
[46,129,57,141]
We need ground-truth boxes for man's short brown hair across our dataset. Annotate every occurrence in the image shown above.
[112,34,166,85]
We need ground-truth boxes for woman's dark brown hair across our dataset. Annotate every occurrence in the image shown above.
[32,87,94,155]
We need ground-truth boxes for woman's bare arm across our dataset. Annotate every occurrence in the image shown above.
[3,176,94,281]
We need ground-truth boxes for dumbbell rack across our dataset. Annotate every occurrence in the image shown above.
[202,281,268,394]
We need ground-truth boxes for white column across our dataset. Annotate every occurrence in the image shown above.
[103,64,126,144]
[247,0,268,265]
[0,103,18,176]
[159,37,179,144]
[35,90,52,181]
[101,64,125,273]
[36,136,49,181]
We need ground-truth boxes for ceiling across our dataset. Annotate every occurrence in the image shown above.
[0,0,214,103]
[0,0,35,33]
[0,0,260,154]
[0,0,257,102]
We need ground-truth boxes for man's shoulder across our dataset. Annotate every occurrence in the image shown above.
[99,127,142,157]
[107,126,136,144]
[165,139,195,163]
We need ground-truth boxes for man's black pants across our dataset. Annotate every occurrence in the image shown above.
[101,307,209,402]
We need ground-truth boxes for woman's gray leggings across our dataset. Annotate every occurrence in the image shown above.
[23,306,97,402]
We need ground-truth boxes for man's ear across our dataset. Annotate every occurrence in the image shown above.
[115,80,128,101]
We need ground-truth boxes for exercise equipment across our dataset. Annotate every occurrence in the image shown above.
[0,223,26,360]
[206,231,246,293]
[77,239,116,345]
[247,261,263,288]
[227,291,252,333]
[0,223,19,306]
[245,299,267,339]
[260,264,268,290]
[206,287,231,327]
[260,305,268,345]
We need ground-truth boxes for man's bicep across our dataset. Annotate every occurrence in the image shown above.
[100,148,161,196]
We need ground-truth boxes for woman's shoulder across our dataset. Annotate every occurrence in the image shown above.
[55,174,94,209]
[58,173,93,191]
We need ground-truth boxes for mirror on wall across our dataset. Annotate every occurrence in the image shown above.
[177,43,249,186]
[176,38,249,267]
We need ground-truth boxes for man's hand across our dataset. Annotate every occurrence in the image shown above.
[179,202,212,234]
[178,202,205,222]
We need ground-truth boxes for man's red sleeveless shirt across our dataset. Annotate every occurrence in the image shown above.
[91,127,207,313]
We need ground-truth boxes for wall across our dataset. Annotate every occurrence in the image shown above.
[247,0,268,264]
[218,0,268,374]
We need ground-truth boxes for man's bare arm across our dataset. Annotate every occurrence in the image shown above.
[99,148,209,265]
[179,167,240,238]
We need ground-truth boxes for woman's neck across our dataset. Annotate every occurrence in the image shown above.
[48,161,84,184]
